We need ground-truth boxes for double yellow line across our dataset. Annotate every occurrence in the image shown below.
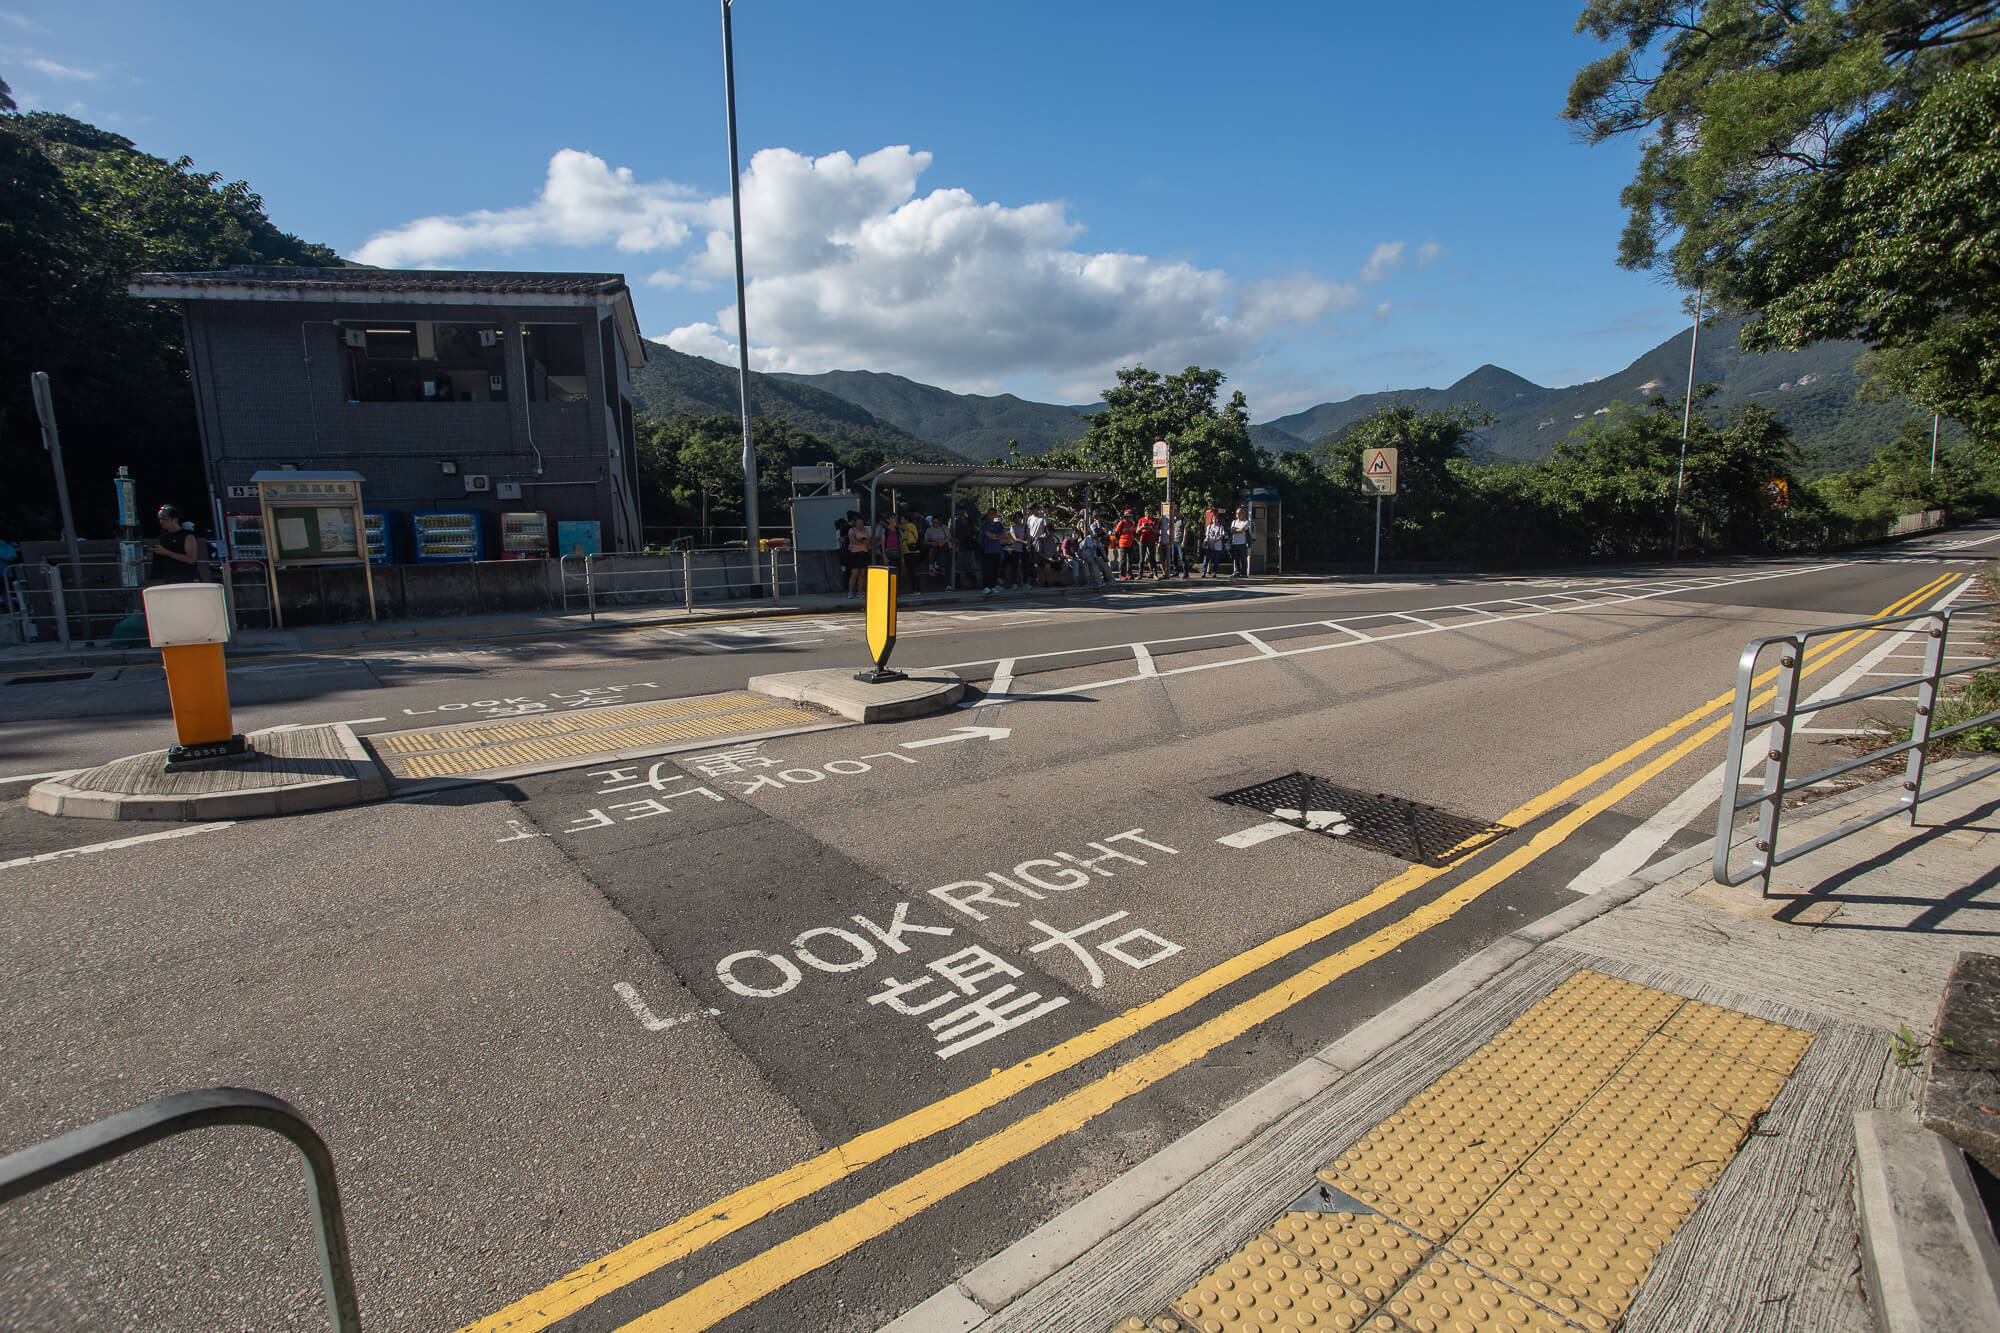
[466,572,1961,1333]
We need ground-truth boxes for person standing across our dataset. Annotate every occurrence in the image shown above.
[1201,513,1227,576]
[149,505,200,584]
[979,509,1006,595]
[1135,509,1161,577]
[1230,506,1253,577]
[1112,510,1137,579]
[845,510,871,596]
[1167,508,1190,577]
[924,513,949,583]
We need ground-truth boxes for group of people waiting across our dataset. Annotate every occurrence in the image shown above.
[833,503,1254,597]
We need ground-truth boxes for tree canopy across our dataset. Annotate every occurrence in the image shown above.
[0,82,336,538]
[1564,1,2000,447]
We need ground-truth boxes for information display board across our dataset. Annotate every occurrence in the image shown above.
[249,471,376,627]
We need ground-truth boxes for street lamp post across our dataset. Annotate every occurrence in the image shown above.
[1670,284,1702,562]
[721,0,762,587]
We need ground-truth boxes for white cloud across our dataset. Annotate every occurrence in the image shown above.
[353,149,702,267]
[27,56,94,79]
[0,13,41,32]
[1415,241,1445,267]
[361,144,1425,395]
[1373,302,1392,326]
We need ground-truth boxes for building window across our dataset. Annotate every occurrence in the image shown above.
[339,321,509,403]
[524,323,589,402]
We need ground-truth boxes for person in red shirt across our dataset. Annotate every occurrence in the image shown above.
[1135,510,1161,578]
[1112,510,1138,579]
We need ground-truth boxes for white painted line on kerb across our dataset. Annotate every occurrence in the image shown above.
[0,769,76,786]
[339,716,388,726]
[1218,821,1301,849]
[2,822,236,870]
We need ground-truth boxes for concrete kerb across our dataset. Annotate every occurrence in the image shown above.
[1854,1108,2000,1333]
[746,668,965,724]
[27,723,386,822]
[881,767,1990,1333]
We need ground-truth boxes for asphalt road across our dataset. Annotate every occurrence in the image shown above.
[1,525,1994,1332]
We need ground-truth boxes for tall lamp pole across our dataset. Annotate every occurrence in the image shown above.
[722,0,762,584]
[1670,284,1702,562]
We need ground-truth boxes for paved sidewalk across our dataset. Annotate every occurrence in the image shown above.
[890,758,2000,1333]
[0,573,1325,676]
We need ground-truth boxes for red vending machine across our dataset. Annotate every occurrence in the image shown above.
[499,510,552,560]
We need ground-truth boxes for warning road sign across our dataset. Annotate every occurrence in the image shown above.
[1361,447,1398,496]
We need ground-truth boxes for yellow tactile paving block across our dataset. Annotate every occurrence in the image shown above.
[1153,1230,1380,1332]
[375,692,779,754]
[1658,1001,1814,1075]
[1374,1257,1584,1332]
[1130,973,1812,1333]
[382,704,825,778]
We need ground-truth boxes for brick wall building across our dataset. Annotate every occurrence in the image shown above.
[128,266,650,555]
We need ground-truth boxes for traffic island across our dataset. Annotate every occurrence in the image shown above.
[746,668,965,723]
[28,723,385,821]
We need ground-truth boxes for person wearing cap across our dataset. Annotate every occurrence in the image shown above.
[149,505,200,584]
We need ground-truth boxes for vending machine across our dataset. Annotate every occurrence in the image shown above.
[224,512,267,561]
[363,511,400,565]
[499,510,552,560]
[411,510,487,563]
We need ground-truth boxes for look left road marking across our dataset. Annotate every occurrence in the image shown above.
[1,822,235,870]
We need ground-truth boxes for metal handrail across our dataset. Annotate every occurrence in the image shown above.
[560,547,794,619]
[0,1087,361,1332]
[1715,597,2000,897]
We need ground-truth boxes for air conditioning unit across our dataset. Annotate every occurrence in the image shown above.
[496,481,522,500]
[464,474,491,494]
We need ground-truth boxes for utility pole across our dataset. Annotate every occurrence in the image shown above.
[1671,285,1702,562]
[1930,412,1940,477]
[30,373,83,582]
[721,0,762,591]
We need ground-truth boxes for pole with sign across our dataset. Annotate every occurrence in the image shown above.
[1153,440,1173,572]
[114,465,144,588]
[1360,447,1398,574]
[29,373,82,584]
[855,565,907,683]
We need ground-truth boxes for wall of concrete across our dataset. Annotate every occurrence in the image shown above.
[183,300,637,550]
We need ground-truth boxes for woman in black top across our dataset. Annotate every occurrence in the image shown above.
[149,505,200,584]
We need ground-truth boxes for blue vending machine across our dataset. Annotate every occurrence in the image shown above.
[555,520,601,557]
[411,510,487,563]
[364,511,401,565]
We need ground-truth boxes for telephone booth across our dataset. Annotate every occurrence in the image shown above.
[1238,486,1283,575]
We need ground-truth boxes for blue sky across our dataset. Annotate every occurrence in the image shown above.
[6,1,1691,419]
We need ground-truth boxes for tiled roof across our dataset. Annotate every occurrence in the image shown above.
[129,265,628,297]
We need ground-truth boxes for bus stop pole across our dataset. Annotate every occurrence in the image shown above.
[1372,496,1382,576]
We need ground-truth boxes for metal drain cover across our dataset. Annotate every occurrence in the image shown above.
[1214,772,1510,867]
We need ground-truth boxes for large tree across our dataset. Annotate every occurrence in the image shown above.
[1066,365,1259,512]
[1564,2,2000,446]
[0,87,337,539]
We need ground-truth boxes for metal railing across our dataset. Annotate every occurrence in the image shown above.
[559,546,800,620]
[0,1087,361,1331]
[6,559,149,649]
[1715,598,2000,897]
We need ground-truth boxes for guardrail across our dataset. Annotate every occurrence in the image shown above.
[1715,598,2000,897]
[559,546,798,620]
[5,559,150,649]
[0,1087,362,1331]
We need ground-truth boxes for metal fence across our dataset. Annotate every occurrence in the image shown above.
[559,546,801,620]
[5,558,148,650]
[0,1087,361,1332]
[1715,598,2000,897]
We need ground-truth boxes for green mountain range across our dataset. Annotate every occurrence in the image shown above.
[639,320,1950,477]
[1263,317,1952,474]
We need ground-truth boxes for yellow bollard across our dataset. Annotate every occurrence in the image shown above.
[160,641,233,746]
[854,565,908,684]
[143,584,254,769]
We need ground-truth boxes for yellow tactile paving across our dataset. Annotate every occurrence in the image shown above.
[1120,971,1814,1333]
[380,703,826,778]
[375,692,781,753]
[1155,1231,1379,1332]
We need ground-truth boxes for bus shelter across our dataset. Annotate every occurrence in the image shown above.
[854,463,1116,589]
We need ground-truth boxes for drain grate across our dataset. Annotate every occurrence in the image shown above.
[6,672,91,686]
[1214,772,1510,866]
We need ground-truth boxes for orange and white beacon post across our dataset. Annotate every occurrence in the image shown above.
[142,583,254,771]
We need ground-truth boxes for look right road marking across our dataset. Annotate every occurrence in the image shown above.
[462,571,1959,1333]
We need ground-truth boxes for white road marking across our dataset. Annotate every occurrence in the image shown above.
[1217,822,1301,849]
[3,822,235,870]
[0,770,76,786]
[613,982,720,1033]
[987,659,1016,698]
[1133,644,1158,678]
[1238,631,1281,658]
[339,716,388,725]
[901,726,1012,749]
